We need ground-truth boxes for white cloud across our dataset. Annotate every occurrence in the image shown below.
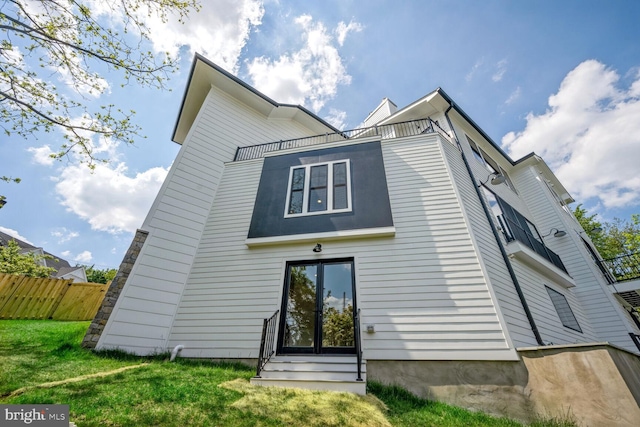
[466,58,484,82]
[61,250,72,257]
[27,145,56,165]
[0,227,34,245]
[325,109,347,129]
[54,162,169,234]
[502,60,640,209]
[74,250,92,263]
[89,0,265,74]
[492,59,508,82]
[51,228,79,243]
[246,15,354,112]
[335,20,364,46]
[505,87,521,105]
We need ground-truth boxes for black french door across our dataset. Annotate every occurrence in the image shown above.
[278,259,356,354]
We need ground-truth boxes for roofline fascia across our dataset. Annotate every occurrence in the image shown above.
[436,88,516,165]
[171,53,340,143]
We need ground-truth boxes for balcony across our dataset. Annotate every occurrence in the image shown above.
[234,118,452,161]
[498,215,569,275]
[600,252,640,283]
[599,252,640,311]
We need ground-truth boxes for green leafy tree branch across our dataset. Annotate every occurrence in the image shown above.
[0,239,56,277]
[84,264,117,284]
[574,204,640,259]
[0,0,199,167]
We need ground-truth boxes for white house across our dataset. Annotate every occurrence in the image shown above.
[0,231,87,282]
[86,55,640,424]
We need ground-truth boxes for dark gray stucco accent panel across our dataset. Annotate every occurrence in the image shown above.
[248,142,393,238]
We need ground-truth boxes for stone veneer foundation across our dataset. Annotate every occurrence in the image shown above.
[82,229,148,349]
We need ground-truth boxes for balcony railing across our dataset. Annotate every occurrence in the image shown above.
[234,118,452,161]
[600,252,640,283]
[499,215,569,274]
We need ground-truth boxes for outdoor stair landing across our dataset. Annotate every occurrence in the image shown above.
[250,355,366,395]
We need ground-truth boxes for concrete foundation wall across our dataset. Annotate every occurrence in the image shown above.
[368,343,640,426]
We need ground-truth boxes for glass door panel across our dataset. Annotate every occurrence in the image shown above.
[322,262,354,349]
[282,264,317,349]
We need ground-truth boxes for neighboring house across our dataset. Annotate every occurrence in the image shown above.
[0,231,87,282]
[86,55,640,423]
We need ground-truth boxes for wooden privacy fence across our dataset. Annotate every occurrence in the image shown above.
[0,273,109,320]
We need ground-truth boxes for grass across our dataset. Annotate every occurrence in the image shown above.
[0,320,575,426]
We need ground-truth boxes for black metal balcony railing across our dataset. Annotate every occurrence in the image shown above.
[498,215,569,274]
[600,252,640,283]
[234,118,452,161]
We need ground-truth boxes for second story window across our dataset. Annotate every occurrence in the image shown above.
[481,186,568,274]
[467,136,517,192]
[285,160,352,217]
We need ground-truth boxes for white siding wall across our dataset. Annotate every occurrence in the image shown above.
[442,136,538,348]
[515,166,637,352]
[97,86,325,354]
[448,119,607,347]
[168,134,517,361]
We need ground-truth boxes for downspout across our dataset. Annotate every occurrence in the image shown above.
[444,105,545,346]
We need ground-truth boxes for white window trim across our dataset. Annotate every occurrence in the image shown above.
[284,159,352,218]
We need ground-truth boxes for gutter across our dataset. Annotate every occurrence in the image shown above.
[444,104,545,347]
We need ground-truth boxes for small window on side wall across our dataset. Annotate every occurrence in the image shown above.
[466,136,517,193]
[285,160,352,217]
[545,286,582,333]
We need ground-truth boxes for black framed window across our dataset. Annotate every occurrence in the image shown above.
[285,160,351,217]
[545,286,582,332]
[467,136,516,192]
[481,186,568,273]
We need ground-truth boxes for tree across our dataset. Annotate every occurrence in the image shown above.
[0,240,56,277]
[573,204,640,259]
[84,265,117,284]
[0,176,20,209]
[0,0,199,167]
[322,304,354,347]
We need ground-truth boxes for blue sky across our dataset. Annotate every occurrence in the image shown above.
[2,0,640,269]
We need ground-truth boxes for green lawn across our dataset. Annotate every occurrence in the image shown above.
[0,320,571,426]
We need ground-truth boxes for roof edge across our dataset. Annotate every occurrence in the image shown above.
[436,88,517,165]
[171,54,340,144]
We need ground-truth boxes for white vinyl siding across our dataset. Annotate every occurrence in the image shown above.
[97,85,333,354]
[453,127,603,347]
[441,136,538,348]
[167,134,516,361]
[513,166,638,351]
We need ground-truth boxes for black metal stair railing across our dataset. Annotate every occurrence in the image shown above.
[255,310,279,378]
[354,308,363,382]
[599,252,640,283]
